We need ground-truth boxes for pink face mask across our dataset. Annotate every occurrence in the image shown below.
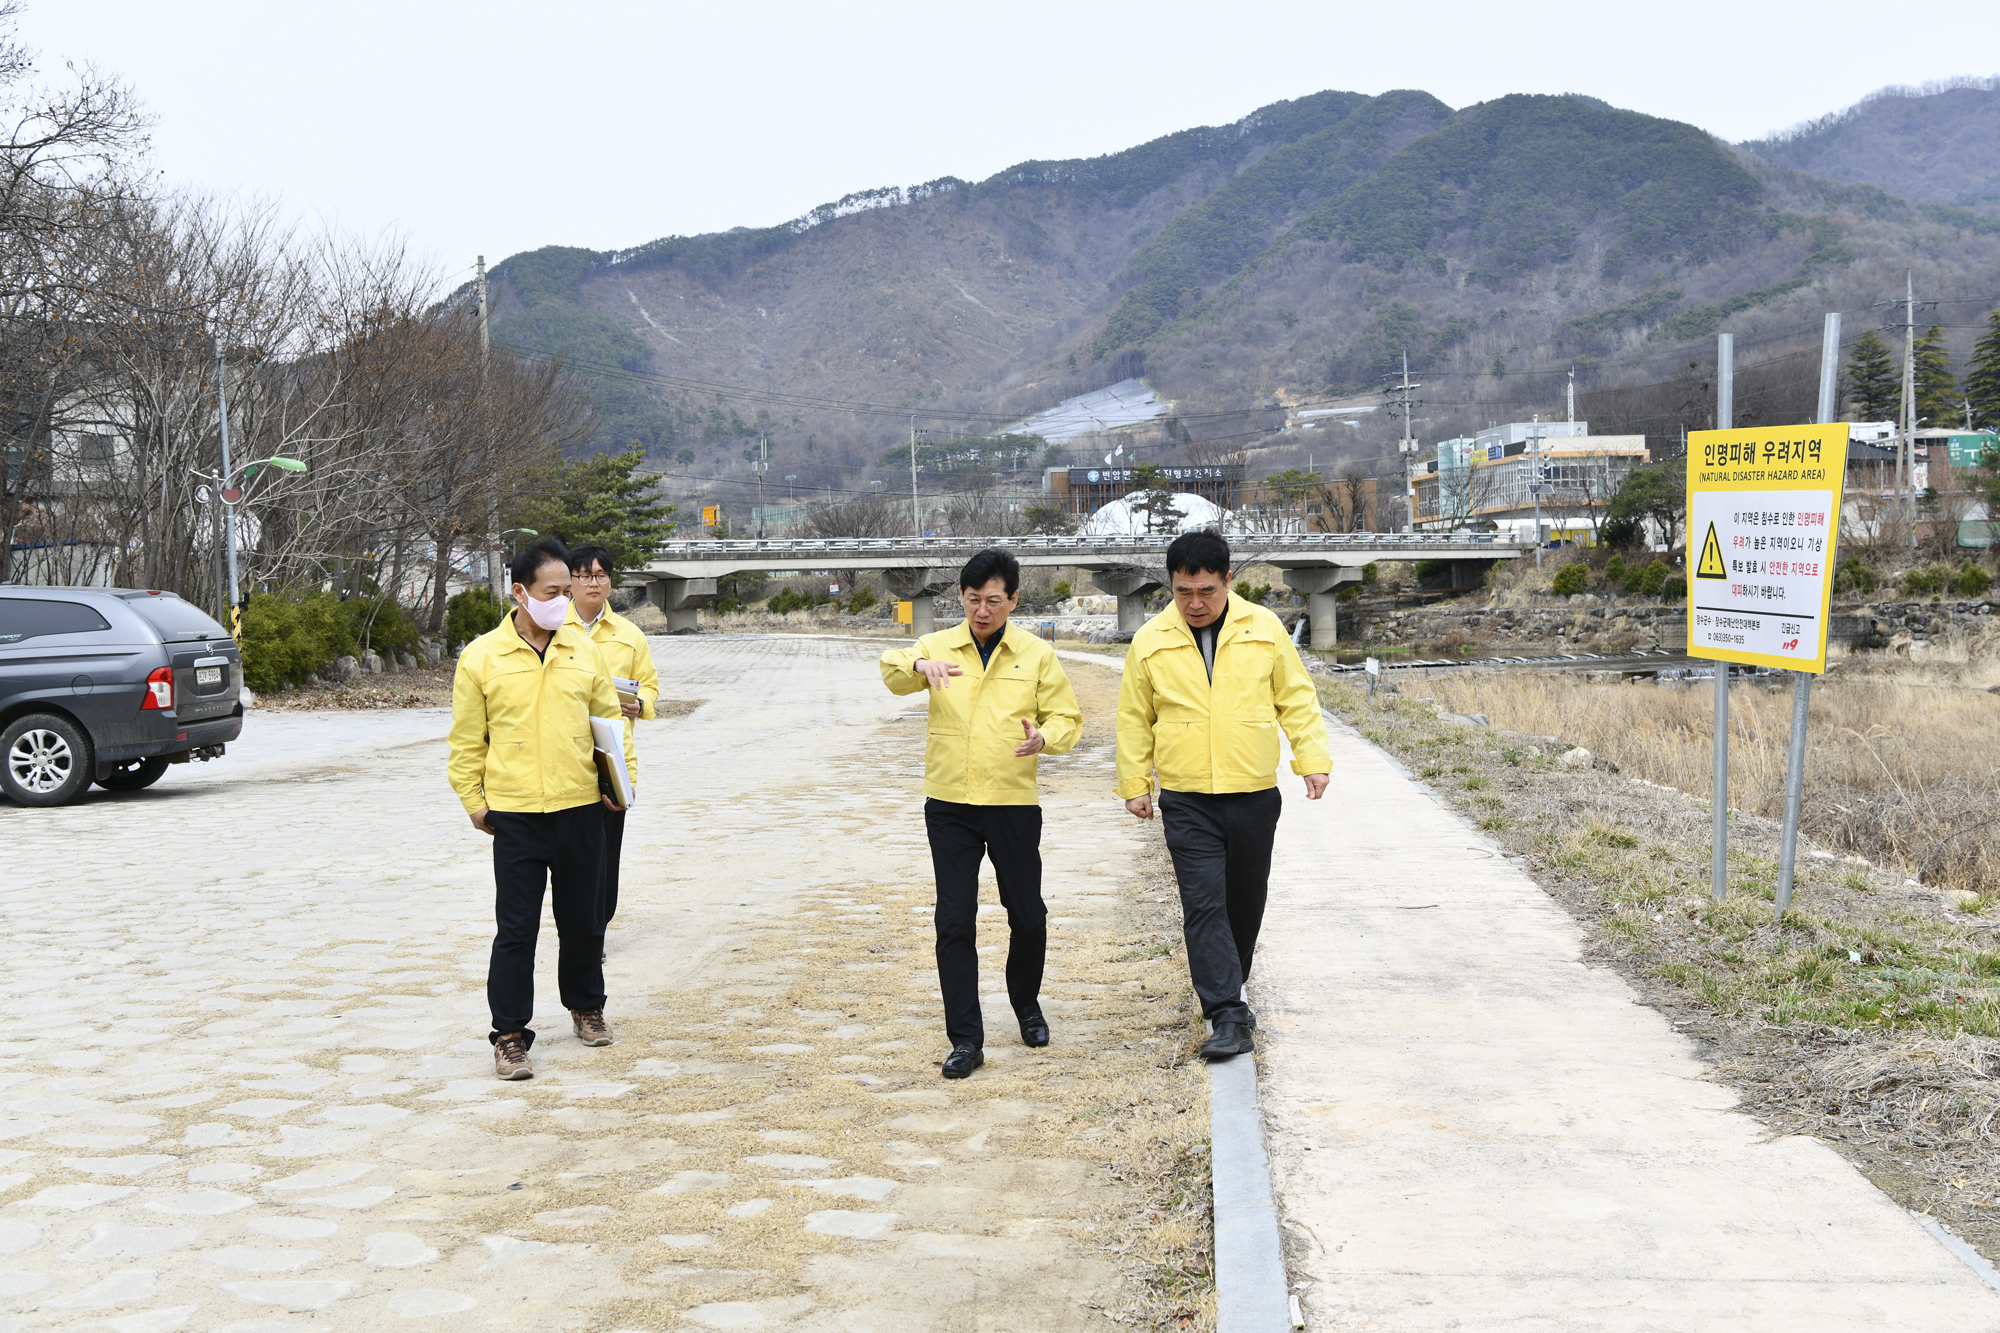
[520,592,569,632]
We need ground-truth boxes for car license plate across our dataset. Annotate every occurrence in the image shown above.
[196,667,222,686]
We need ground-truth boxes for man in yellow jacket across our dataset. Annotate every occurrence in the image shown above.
[449,538,631,1080]
[881,548,1083,1079]
[566,543,657,957]
[1116,529,1329,1061]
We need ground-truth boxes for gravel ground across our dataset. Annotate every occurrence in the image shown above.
[2,636,1213,1331]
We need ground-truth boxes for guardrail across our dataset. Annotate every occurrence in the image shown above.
[645,532,1528,558]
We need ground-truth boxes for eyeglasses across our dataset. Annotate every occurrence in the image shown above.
[574,572,611,584]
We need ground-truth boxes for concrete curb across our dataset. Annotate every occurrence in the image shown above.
[1209,1052,1292,1332]
[1914,1212,2000,1293]
[1054,644,1294,1327]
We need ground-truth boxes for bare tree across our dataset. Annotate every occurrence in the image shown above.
[799,490,900,538]
[1543,454,1621,543]
[1340,463,1373,532]
[0,3,152,580]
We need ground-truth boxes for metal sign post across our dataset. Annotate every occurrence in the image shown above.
[1773,313,1847,917]
[1686,316,1848,918]
[1710,335,1732,902]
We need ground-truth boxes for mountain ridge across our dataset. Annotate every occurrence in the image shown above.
[479,87,2000,512]
[1743,77,2000,215]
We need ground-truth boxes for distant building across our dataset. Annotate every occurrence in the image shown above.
[1041,463,1243,516]
[1410,422,1648,541]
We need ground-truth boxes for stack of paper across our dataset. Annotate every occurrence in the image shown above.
[590,715,635,807]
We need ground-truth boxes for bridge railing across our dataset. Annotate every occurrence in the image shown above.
[644,532,1527,559]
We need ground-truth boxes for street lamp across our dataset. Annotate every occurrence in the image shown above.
[189,455,309,637]
[494,528,538,589]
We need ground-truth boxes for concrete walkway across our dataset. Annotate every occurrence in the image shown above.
[1254,717,2000,1330]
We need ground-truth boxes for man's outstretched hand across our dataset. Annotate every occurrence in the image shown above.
[1125,793,1154,820]
[1304,773,1329,800]
[914,658,963,690]
[1014,718,1046,757]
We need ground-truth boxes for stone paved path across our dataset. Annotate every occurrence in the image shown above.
[2,636,1197,1332]
[1255,715,2000,1331]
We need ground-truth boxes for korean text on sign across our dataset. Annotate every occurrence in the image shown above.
[1685,424,1849,675]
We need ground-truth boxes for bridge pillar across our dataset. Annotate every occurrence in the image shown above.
[882,567,957,637]
[1091,568,1163,634]
[1282,566,1363,647]
[647,577,717,634]
[1452,559,1494,589]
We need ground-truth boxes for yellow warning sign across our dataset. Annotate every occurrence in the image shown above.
[1695,522,1727,579]
[1685,423,1849,674]
[701,505,719,527]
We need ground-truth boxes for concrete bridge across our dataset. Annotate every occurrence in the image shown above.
[635,532,1527,637]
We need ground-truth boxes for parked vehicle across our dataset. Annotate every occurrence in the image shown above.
[0,587,243,806]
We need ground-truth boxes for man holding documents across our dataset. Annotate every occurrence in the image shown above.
[880,548,1082,1080]
[448,537,631,1080]
[567,544,657,949]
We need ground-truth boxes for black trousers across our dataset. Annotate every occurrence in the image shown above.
[924,799,1046,1049]
[601,805,625,928]
[1159,787,1282,1026]
[487,805,606,1047]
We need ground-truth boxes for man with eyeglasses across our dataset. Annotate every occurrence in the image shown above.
[880,548,1082,1079]
[566,545,658,959]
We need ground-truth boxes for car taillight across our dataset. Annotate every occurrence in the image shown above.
[141,666,174,710]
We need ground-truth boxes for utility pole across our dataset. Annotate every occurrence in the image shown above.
[909,415,921,537]
[1872,274,1939,551]
[1902,272,1917,550]
[754,436,769,538]
[1529,415,1545,569]
[1387,352,1422,532]
[215,336,242,638]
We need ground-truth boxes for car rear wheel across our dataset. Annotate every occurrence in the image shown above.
[96,756,171,792]
[2,713,96,807]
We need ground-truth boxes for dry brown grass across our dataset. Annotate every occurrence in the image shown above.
[1421,643,2000,892]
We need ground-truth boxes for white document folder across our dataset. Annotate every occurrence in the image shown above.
[590,714,635,808]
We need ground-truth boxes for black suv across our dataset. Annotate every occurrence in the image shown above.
[0,587,244,806]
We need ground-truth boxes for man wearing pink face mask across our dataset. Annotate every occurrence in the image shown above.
[448,537,630,1080]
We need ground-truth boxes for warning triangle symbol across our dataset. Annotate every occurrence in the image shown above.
[1696,522,1727,579]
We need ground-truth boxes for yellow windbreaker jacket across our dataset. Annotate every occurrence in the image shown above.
[880,621,1083,806]
[447,611,630,815]
[567,602,656,767]
[1115,597,1330,799]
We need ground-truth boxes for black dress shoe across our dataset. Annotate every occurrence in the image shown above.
[1018,1012,1050,1047]
[1199,1022,1254,1061]
[1245,1007,1258,1029]
[941,1044,984,1079]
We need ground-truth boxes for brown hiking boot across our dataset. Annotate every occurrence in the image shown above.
[493,1032,533,1080]
[572,1009,613,1047]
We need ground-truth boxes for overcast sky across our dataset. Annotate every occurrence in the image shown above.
[20,0,1999,284]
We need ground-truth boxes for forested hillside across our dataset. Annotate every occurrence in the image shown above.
[1744,79,2000,217]
[480,87,2000,515]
